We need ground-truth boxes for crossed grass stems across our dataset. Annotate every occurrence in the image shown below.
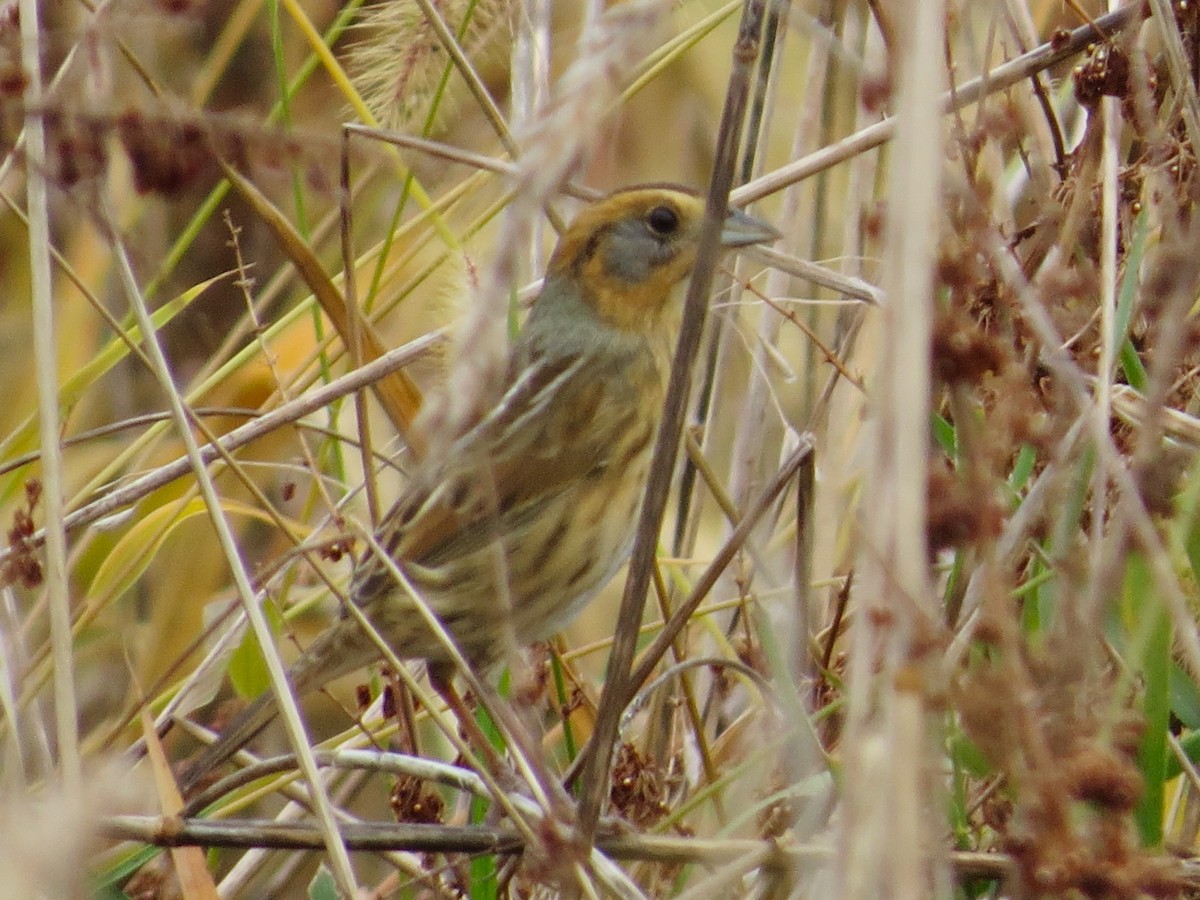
[9,0,1197,897]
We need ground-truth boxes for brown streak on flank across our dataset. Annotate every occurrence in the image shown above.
[448,477,470,510]
[615,424,654,472]
[384,519,409,557]
[397,497,420,526]
[535,516,572,564]
[425,562,475,593]
[566,556,596,589]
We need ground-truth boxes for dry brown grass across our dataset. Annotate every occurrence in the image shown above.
[5,0,1200,897]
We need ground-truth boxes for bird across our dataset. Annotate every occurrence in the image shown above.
[178,185,778,794]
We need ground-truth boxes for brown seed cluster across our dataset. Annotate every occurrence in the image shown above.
[2,102,340,201]
[926,460,1003,556]
[926,214,1049,558]
[3,480,43,590]
[930,302,1007,387]
[117,112,216,196]
[389,773,444,826]
[1074,43,1131,107]
[609,742,670,829]
[936,86,1200,883]
[954,587,1185,898]
[1001,739,1182,898]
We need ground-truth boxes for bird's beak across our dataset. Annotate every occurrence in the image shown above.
[720,207,780,248]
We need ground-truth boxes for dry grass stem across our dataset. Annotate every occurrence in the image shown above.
[11,0,1200,895]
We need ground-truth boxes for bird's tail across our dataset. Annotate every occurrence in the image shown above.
[176,687,281,797]
[176,622,372,797]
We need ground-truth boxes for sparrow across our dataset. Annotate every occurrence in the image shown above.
[178,185,777,792]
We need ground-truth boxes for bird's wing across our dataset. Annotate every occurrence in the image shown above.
[351,347,628,594]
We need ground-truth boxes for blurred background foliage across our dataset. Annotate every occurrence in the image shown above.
[8,0,1200,896]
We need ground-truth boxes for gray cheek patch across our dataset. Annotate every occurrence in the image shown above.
[601,222,676,283]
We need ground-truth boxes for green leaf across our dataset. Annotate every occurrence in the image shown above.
[1185,504,1200,583]
[1113,206,1148,356]
[931,412,957,457]
[469,853,499,900]
[228,599,283,700]
[86,497,212,610]
[0,274,226,489]
[1114,207,1148,389]
[468,789,498,900]
[1166,730,1200,781]
[308,863,340,900]
[1007,444,1037,498]
[1119,338,1148,392]
[90,844,161,896]
[1124,553,1170,847]
[1171,662,1200,730]
[948,730,992,779]
[87,497,285,611]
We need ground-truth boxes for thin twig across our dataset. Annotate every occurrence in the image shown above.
[629,439,814,699]
[734,4,1141,205]
[0,333,444,563]
[576,2,769,839]
[101,813,1071,888]
[101,208,360,893]
[19,0,80,794]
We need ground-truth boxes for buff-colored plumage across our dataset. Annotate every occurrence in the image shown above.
[179,186,776,792]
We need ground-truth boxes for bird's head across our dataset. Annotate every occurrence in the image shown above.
[543,185,778,332]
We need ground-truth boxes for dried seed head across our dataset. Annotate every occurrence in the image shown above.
[389,774,444,825]
[117,111,212,196]
[46,113,109,186]
[1064,745,1143,812]
[1073,43,1130,107]
[609,742,669,829]
[345,0,515,132]
[0,63,25,97]
[3,479,43,589]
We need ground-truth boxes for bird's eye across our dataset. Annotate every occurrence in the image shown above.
[646,205,679,236]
